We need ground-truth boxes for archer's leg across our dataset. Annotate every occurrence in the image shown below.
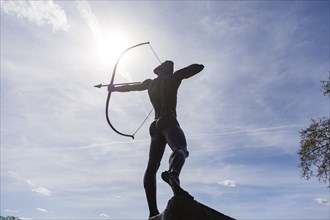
[144,122,166,218]
[162,124,190,196]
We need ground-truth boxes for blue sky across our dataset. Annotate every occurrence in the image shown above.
[1,1,329,219]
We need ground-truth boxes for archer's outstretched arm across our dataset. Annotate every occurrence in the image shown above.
[173,64,204,80]
[108,79,151,92]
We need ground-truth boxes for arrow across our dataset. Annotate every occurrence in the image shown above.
[94,84,107,88]
[94,82,141,89]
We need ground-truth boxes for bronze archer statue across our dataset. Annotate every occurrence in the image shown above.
[108,60,204,219]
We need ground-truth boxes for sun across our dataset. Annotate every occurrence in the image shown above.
[95,30,131,67]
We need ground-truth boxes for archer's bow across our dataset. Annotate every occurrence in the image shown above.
[101,42,161,139]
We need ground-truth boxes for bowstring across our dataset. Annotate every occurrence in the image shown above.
[132,108,154,137]
[149,43,162,64]
[132,42,161,138]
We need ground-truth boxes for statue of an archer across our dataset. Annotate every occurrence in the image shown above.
[108,60,204,219]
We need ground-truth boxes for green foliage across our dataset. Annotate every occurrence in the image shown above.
[321,75,330,96]
[0,217,21,220]
[298,118,330,186]
[298,79,330,186]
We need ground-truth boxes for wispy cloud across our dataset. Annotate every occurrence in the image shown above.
[75,0,101,41]
[31,186,51,197]
[187,124,302,139]
[36,208,48,213]
[314,197,330,206]
[4,171,51,197]
[100,213,109,218]
[4,209,19,213]
[27,179,52,196]
[1,0,69,32]
[220,179,237,187]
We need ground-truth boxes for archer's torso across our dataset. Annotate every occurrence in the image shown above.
[148,74,181,123]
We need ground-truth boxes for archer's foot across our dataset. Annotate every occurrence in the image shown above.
[161,171,193,199]
[148,213,161,220]
[161,170,178,187]
[148,210,160,220]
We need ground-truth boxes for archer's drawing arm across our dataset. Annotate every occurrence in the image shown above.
[173,64,204,80]
[109,79,151,92]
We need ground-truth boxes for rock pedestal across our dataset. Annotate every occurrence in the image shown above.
[150,195,235,220]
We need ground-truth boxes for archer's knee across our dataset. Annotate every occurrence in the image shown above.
[179,149,189,158]
[170,149,189,161]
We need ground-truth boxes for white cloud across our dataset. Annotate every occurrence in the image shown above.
[75,0,101,41]
[4,209,19,213]
[112,194,122,199]
[314,197,330,206]
[26,179,52,196]
[31,186,51,197]
[26,179,35,187]
[36,208,48,213]
[1,0,69,32]
[100,213,109,218]
[220,179,237,187]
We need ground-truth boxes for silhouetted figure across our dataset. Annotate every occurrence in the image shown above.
[108,61,204,219]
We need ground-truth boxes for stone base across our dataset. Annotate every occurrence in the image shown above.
[150,195,235,220]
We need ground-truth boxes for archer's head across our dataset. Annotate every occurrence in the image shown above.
[153,60,174,76]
